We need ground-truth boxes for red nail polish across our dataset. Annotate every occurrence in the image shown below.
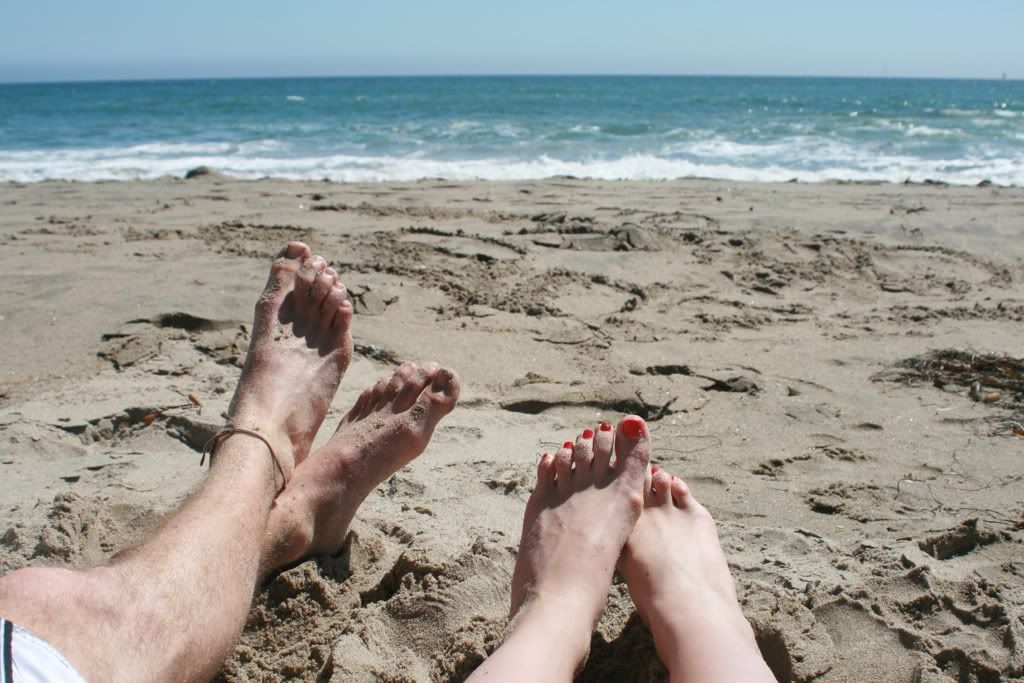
[622,417,646,439]
[582,428,594,439]
[562,441,574,449]
[599,422,612,432]
[651,465,660,474]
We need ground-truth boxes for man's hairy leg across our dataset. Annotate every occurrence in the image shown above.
[0,242,353,682]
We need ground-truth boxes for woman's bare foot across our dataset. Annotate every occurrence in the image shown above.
[619,468,776,682]
[224,241,354,484]
[468,416,650,682]
[263,362,460,568]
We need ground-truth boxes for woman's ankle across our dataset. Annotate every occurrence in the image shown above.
[507,598,595,675]
[650,601,770,682]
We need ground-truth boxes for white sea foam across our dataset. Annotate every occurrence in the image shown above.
[236,139,286,154]
[286,95,305,102]
[972,118,1007,128]
[905,125,953,137]
[677,138,792,158]
[493,124,522,138]
[446,119,482,131]
[875,119,960,137]
[1,146,1022,186]
[116,141,235,156]
[941,108,985,117]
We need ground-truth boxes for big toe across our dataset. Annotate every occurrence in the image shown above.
[410,367,460,430]
[258,241,310,313]
[612,415,651,487]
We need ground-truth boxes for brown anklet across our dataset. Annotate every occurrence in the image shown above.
[201,427,286,493]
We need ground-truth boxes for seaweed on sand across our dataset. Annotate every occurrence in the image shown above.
[873,349,1024,436]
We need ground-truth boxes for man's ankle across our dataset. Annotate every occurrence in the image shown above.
[208,432,286,495]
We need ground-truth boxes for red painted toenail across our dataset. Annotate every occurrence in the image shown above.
[622,417,646,439]
[599,422,612,432]
[562,441,574,449]
[651,465,660,474]
[582,428,594,439]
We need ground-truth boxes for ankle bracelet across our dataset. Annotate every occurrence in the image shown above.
[201,426,287,493]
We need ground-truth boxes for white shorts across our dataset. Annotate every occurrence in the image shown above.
[1,619,87,683]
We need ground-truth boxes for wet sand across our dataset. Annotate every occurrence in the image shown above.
[0,176,1022,682]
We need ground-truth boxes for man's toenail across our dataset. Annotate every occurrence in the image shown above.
[622,417,645,439]
[599,422,612,432]
[562,441,574,449]
[582,428,594,439]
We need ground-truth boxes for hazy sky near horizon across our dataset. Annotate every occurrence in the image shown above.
[1,0,1021,82]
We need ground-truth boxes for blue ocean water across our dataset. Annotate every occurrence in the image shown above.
[1,76,1022,185]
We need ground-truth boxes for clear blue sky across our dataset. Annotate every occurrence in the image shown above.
[1,0,1021,82]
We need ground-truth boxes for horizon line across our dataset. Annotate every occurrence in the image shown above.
[1,71,1019,87]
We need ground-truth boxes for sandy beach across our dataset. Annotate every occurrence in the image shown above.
[0,176,1022,682]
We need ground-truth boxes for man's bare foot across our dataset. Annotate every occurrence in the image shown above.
[263,362,460,568]
[619,468,776,682]
[504,416,650,673]
[224,241,354,484]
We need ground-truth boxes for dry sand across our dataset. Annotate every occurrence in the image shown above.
[0,176,1022,682]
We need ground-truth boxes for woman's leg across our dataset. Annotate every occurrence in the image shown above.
[468,416,651,682]
[619,467,776,682]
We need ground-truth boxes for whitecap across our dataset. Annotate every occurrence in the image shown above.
[446,120,481,130]
[493,123,523,138]
[286,95,305,102]
[905,124,959,137]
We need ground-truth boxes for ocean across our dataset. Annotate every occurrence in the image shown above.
[1,76,1022,185]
